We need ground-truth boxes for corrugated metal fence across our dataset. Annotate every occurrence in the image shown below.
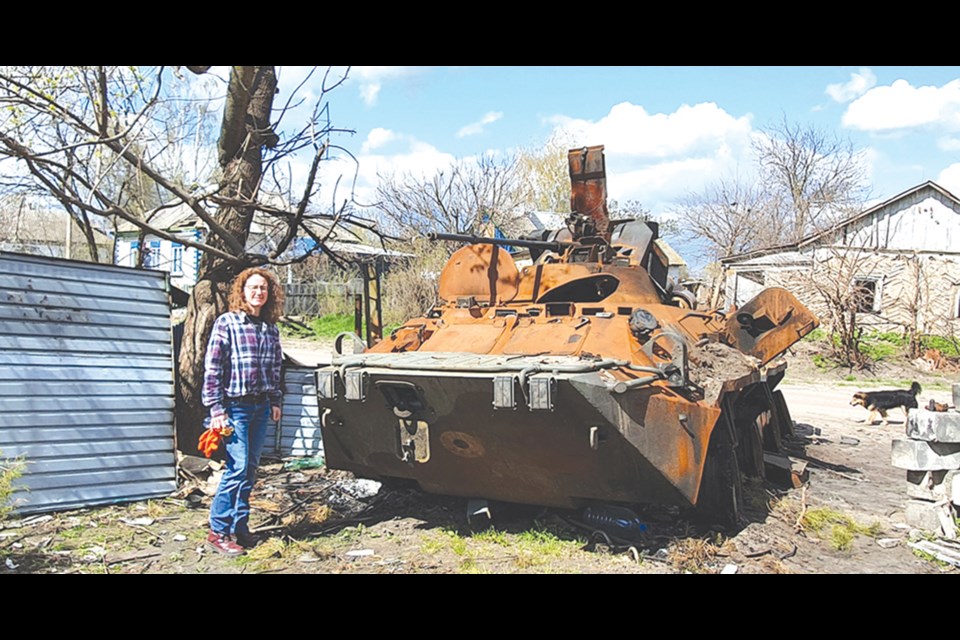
[263,365,323,459]
[0,252,177,515]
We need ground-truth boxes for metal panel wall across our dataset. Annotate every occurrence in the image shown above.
[264,365,323,458]
[0,251,176,515]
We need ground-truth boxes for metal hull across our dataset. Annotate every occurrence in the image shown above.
[318,353,722,509]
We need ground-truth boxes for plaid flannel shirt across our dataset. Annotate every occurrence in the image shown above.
[202,311,283,419]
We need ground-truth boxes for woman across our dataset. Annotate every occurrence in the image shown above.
[201,267,285,556]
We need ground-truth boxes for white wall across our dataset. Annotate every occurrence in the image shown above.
[114,231,202,290]
[846,192,959,253]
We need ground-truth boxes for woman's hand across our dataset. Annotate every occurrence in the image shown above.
[271,405,282,423]
[209,414,228,431]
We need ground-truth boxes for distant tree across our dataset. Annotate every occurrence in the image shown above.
[514,132,573,214]
[374,152,525,239]
[754,117,869,242]
[672,175,784,264]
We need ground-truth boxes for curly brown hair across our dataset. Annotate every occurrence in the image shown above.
[227,267,285,324]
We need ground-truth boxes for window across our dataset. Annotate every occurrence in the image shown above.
[129,240,139,268]
[172,243,183,275]
[853,277,880,313]
[144,240,161,269]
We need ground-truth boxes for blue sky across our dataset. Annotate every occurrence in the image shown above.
[215,66,960,262]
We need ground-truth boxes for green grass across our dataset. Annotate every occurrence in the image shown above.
[472,528,510,546]
[803,328,828,342]
[419,525,584,572]
[309,314,356,338]
[858,340,899,361]
[282,313,402,342]
[801,507,881,551]
[812,353,835,370]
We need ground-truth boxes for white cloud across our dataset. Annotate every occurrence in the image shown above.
[314,136,457,208]
[274,66,421,108]
[456,111,504,138]
[826,68,877,103]
[938,163,960,195]
[361,128,399,153]
[938,136,960,151]
[351,66,420,106]
[360,82,381,106]
[549,101,753,160]
[843,78,960,131]
[545,101,755,213]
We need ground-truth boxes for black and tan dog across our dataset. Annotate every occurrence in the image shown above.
[850,381,922,425]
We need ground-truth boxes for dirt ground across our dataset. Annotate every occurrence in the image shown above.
[1,338,957,574]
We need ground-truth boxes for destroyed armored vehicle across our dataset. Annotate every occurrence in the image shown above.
[317,145,818,526]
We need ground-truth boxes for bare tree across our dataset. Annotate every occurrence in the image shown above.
[374,152,526,238]
[0,65,366,452]
[754,117,870,243]
[673,176,784,264]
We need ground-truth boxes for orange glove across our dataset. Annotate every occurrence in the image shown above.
[198,425,234,458]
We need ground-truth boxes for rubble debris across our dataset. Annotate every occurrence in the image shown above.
[339,479,382,500]
[687,342,761,406]
[104,549,162,565]
[297,553,321,563]
[763,453,809,489]
[178,453,216,479]
[284,455,326,471]
[909,538,960,567]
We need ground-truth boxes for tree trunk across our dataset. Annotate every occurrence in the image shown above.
[176,66,278,455]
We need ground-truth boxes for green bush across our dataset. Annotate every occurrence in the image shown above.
[921,335,960,357]
[870,331,907,347]
[858,339,899,361]
[806,328,958,364]
[0,449,24,522]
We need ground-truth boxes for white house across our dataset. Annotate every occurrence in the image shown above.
[114,202,408,290]
[114,204,204,291]
[720,181,960,335]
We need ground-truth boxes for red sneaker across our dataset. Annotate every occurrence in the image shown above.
[206,531,245,556]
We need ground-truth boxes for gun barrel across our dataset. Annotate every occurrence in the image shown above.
[428,232,572,252]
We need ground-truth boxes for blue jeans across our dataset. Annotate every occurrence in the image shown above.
[209,399,270,537]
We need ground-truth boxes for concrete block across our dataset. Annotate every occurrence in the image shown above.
[905,499,945,533]
[891,438,960,471]
[906,469,960,501]
[907,408,960,442]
